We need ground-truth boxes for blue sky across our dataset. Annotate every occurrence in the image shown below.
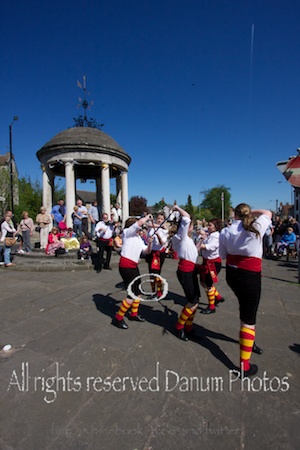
[1,0,299,211]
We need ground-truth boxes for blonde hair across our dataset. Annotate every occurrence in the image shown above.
[234,203,259,237]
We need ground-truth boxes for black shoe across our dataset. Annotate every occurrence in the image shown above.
[128,314,145,322]
[96,268,102,273]
[215,297,225,306]
[200,307,216,314]
[175,328,188,341]
[241,364,258,377]
[104,266,112,270]
[252,342,263,355]
[111,318,128,329]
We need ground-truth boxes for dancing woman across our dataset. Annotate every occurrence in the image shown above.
[219,203,272,376]
[197,218,225,314]
[147,213,168,298]
[112,214,153,329]
[171,205,200,341]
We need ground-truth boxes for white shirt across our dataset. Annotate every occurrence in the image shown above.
[201,231,220,260]
[219,214,271,260]
[95,221,114,239]
[148,227,168,251]
[171,216,198,263]
[121,222,148,263]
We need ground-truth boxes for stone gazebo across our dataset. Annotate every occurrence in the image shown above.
[36,127,131,227]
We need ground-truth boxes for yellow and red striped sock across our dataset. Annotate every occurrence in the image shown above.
[214,288,222,301]
[156,277,162,298]
[116,299,131,321]
[129,299,140,317]
[175,306,194,330]
[206,287,216,310]
[185,311,196,333]
[240,326,255,372]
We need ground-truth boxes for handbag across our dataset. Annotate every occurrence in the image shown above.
[4,237,17,247]
[35,226,41,232]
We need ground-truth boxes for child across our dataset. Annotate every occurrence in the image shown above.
[78,236,93,260]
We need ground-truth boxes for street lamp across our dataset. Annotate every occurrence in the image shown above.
[9,116,18,215]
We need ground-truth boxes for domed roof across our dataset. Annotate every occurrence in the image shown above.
[36,127,131,165]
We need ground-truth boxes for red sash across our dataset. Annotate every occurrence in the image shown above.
[226,254,262,272]
[119,256,138,269]
[151,251,161,270]
[178,259,196,272]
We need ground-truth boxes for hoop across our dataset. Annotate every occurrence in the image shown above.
[127,273,169,302]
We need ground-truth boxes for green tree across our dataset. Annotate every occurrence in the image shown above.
[0,167,10,215]
[201,185,231,220]
[14,176,42,222]
[129,195,148,216]
[153,198,166,213]
[185,194,195,217]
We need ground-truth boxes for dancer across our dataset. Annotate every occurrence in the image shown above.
[219,203,272,377]
[171,205,200,341]
[197,218,225,314]
[112,214,153,329]
[147,213,168,298]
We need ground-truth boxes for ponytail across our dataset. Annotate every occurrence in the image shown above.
[234,203,259,237]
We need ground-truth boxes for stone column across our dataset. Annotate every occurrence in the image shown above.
[101,164,110,215]
[42,166,53,214]
[116,175,122,206]
[65,161,76,228]
[121,171,129,223]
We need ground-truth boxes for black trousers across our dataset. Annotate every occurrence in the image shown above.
[226,265,261,325]
[177,268,200,305]
[119,266,140,299]
[97,239,112,268]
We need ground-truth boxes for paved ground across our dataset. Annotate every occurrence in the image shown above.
[0,250,299,450]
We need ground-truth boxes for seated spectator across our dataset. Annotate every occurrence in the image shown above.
[61,227,80,250]
[78,236,93,260]
[46,227,65,256]
[275,227,296,256]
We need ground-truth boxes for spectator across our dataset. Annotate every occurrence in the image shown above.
[275,227,297,256]
[88,200,100,237]
[35,207,52,250]
[51,199,65,227]
[46,227,65,256]
[78,236,93,260]
[76,199,89,237]
[18,211,34,253]
[0,214,17,267]
[72,206,82,238]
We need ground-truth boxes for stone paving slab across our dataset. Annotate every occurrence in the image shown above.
[0,255,299,450]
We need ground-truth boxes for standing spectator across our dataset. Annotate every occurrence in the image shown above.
[19,211,34,253]
[291,217,300,253]
[35,207,51,250]
[51,200,65,227]
[219,203,272,377]
[76,199,89,237]
[72,206,82,238]
[88,200,100,237]
[1,214,17,266]
[115,203,122,222]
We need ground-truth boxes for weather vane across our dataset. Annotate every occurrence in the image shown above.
[73,75,104,129]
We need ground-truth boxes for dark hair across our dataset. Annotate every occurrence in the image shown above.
[234,203,259,237]
[208,218,222,232]
[124,218,137,229]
